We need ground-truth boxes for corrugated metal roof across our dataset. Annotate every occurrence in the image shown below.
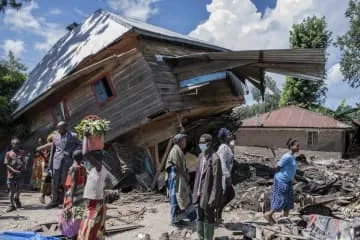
[12,9,226,115]
[163,49,325,82]
[241,105,352,129]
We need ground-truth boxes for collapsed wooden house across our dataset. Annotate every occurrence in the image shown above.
[12,9,325,187]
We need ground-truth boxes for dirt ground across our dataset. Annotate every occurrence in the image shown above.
[1,146,359,239]
[0,188,267,239]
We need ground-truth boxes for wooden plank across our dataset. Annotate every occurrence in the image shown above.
[105,225,144,235]
[151,138,173,189]
[172,60,255,74]
[262,226,308,240]
[155,143,160,167]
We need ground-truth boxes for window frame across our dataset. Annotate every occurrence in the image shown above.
[90,73,116,107]
[307,131,319,146]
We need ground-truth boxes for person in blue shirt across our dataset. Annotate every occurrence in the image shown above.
[264,138,299,225]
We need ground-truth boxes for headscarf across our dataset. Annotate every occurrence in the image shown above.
[199,134,213,143]
[173,134,187,145]
[217,128,231,141]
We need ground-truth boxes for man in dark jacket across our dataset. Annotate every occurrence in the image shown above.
[46,121,81,209]
[193,134,222,240]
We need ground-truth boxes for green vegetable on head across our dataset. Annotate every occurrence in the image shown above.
[75,118,111,139]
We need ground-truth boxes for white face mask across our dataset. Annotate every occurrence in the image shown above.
[199,143,207,152]
[230,140,235,146]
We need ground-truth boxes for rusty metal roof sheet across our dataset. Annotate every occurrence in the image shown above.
[241,105,352,129]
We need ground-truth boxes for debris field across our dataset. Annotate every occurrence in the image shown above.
[1,146,360,239]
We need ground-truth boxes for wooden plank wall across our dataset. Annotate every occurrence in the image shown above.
[139,38,244,114]
[23,49,165,148]
[139,38,211,112]
[181,79,244,108]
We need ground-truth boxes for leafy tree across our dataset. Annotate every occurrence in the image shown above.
[232,103,268,121]
[0,0,30,12]
[335,0,360,88]
[309,99,360,122]
[280,16,332,108]
[232,76,281,121]
[0,51,28,145]
[251,75,281,110]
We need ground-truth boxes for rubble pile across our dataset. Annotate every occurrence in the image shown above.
[225,150,360,239]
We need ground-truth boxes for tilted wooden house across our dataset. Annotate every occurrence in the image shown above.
[12,9,325,179]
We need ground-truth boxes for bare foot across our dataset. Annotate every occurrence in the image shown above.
[264,213,276,225]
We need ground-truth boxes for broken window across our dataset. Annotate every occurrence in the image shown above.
[179,71,227,89]
[307,131,319,145]
[92,75,115,104]
[53,100,69,123]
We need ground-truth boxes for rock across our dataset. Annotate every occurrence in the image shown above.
[159,233,169,240]
[138,233,151,240]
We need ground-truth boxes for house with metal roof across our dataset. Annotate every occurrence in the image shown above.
[237,105,353,157]
[13,9,326,177]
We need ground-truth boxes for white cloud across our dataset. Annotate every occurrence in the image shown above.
[3,2,66,53]
[107,0,160,21]
[327,63,343,85]
[49,8,62,15]
[74,8,87,17]
[190,0,349,51]
[190,0,353,107]
[2,39,24,57]
[4,2,41,30]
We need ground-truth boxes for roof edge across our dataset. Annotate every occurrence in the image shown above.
[12,49,138,119]
[106,10,228,52]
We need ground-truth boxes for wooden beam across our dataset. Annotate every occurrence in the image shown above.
[155,143,160,168]
[151,138,173,190]
[174,60,256,80]
[147,147,156,172]
[177,113,185,133]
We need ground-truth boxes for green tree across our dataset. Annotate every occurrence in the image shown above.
[0,51,28,144]
[251,75,281,110]
[280,16,332,108]
[0,0,30,12]
[335,0,360,88]
[232,104,267,121]
[309,99,360,122]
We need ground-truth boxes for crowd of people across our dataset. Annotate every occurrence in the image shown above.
[165,130,299,240]
[3,120,109,239]
[2,120,300,240]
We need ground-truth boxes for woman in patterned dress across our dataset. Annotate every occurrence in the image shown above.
[38,131,57,204]
[264,138,299,225]
[31,137,47,190]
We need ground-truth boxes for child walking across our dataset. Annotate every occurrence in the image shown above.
[4,138,26,213]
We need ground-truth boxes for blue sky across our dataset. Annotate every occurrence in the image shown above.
[0,0,358,109]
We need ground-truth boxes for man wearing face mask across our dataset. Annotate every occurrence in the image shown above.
[193,134,222,240]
